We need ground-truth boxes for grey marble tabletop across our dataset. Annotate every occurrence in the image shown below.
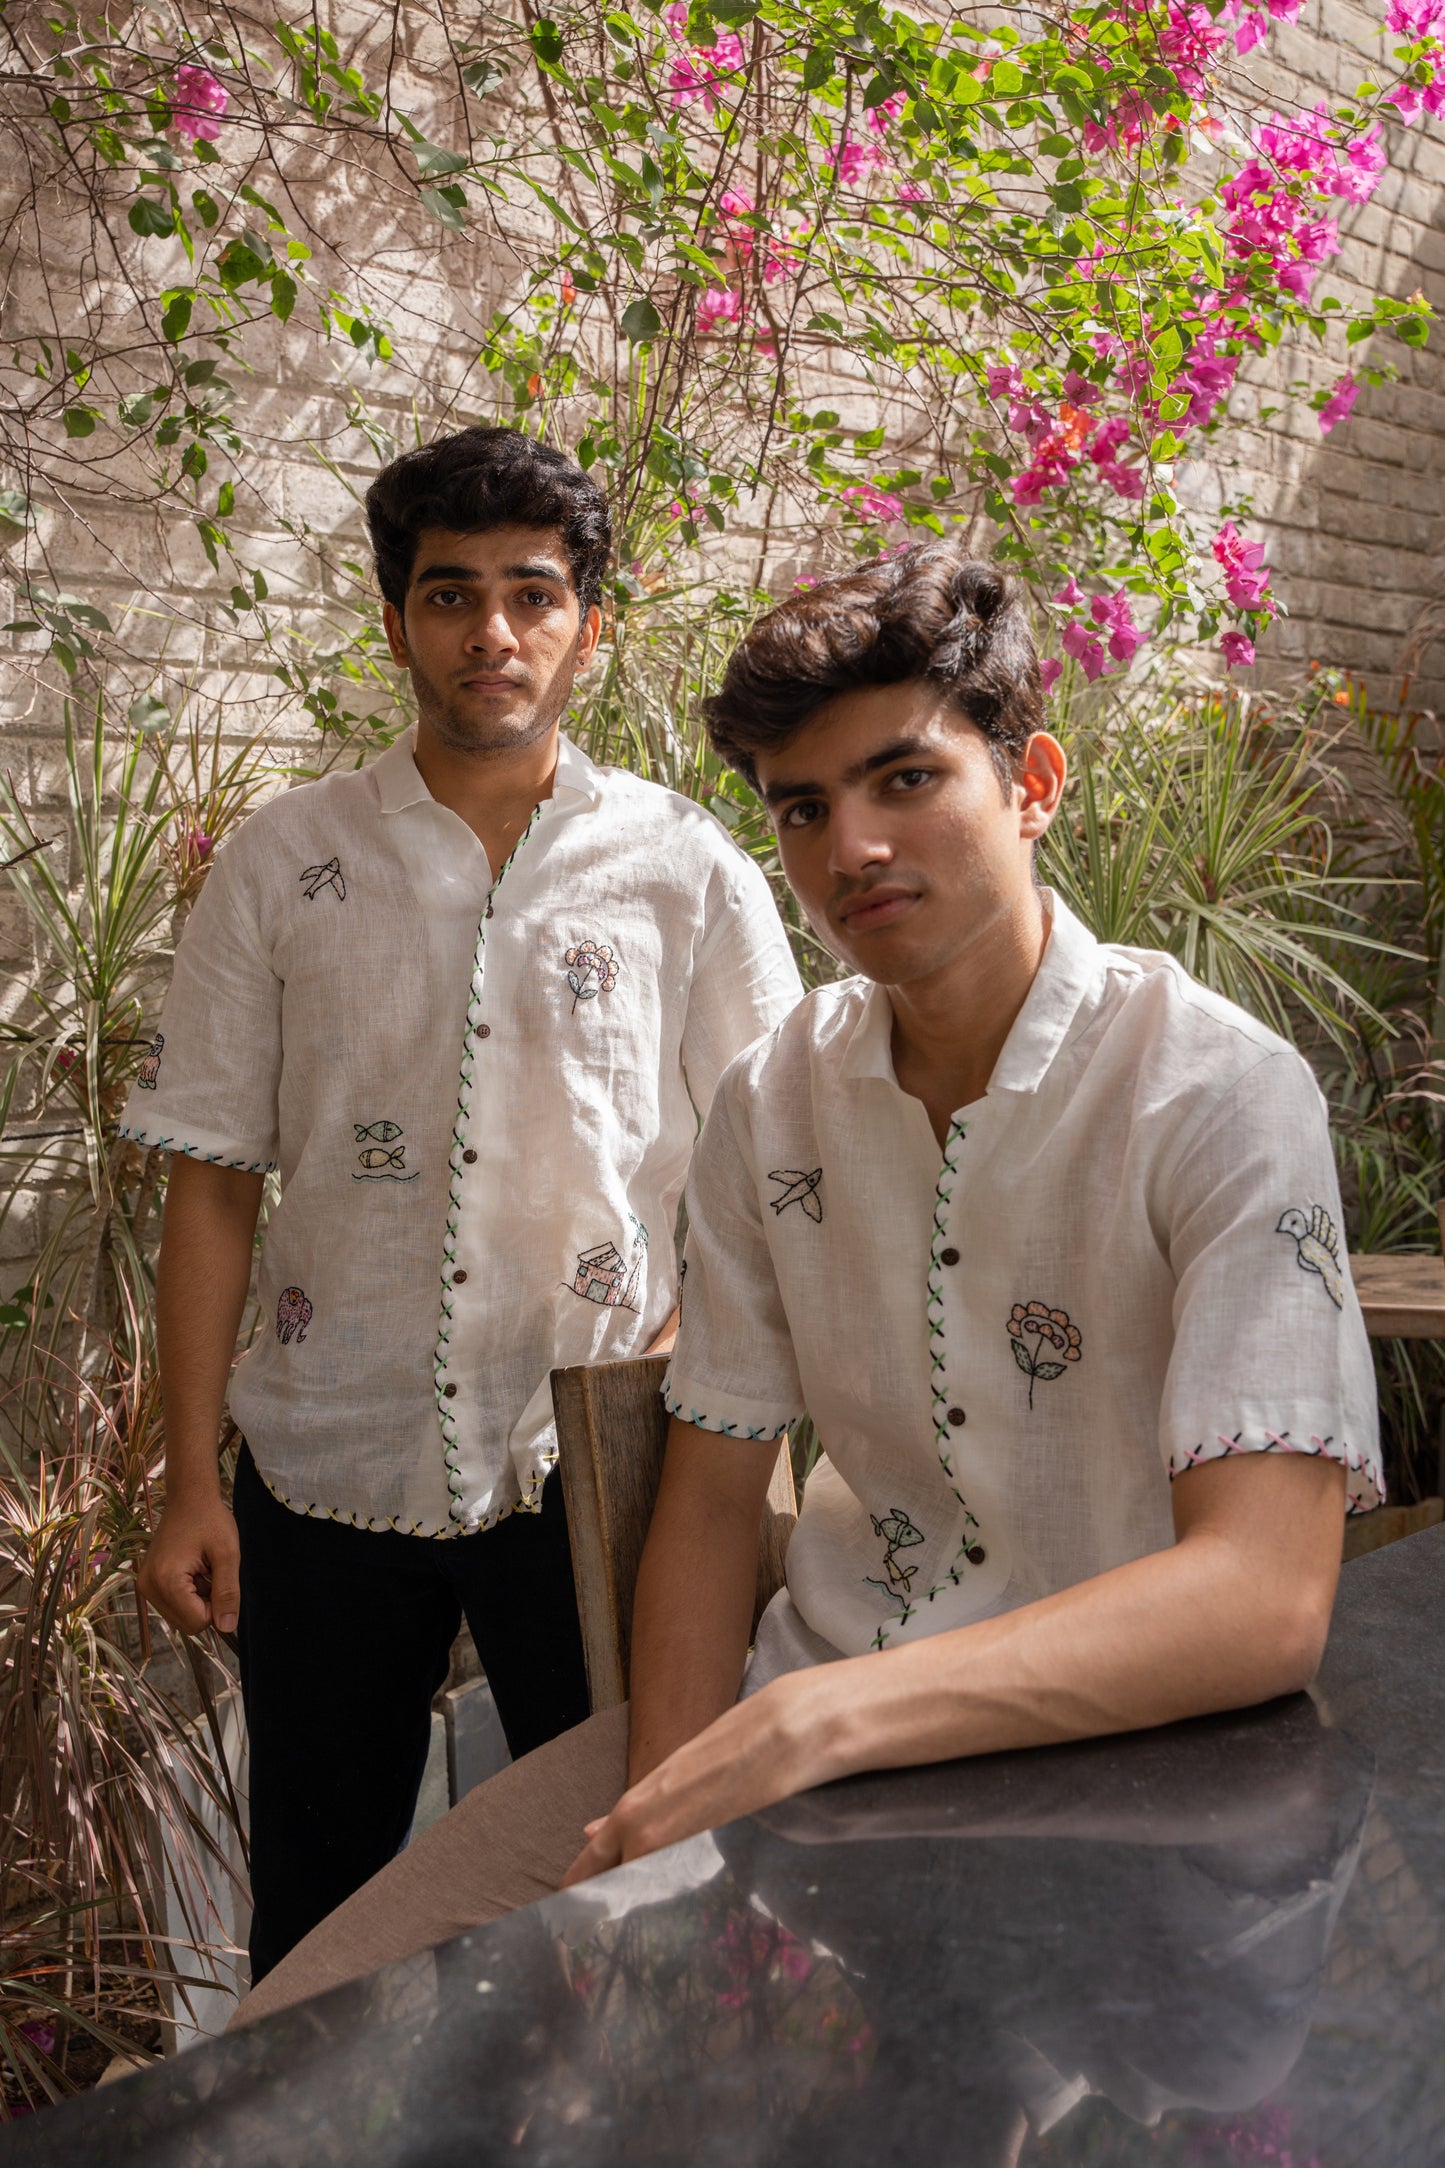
[8,1526,1445,2167]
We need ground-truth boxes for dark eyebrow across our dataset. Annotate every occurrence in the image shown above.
[762,737,936,806]
[411,560,572,588]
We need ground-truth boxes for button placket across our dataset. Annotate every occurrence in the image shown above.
[432,802,543,1523]
[926,1119,987,1580]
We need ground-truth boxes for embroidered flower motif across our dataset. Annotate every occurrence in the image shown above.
[135,1031,164,1088]
[1275,1203,1344,1308]
[1008,1301,1082,1409]
[276,1286,313,1343]
[564,938,619,1012]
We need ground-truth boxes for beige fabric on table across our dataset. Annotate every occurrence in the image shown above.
[230,1705,629,2028]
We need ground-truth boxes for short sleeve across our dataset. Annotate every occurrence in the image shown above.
[1159,1048,1382,1513]
[663,1064,805,1441]
[680,852,801,1120]
[118,842,281,1171]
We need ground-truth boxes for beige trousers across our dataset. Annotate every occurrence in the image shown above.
[230,1703,629,2029]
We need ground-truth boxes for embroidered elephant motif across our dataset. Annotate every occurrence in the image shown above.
[276,1286,313,1344]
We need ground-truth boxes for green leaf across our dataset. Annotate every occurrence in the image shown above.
[802,48,833,90]
[621,296,663,343]
[414,139,468,178]
[420,185,466,229]
[530,16,564,64]
[128,197,176,239]
[63,406,97,438]
[270,271,297,322]
[181,442,209,480]
[217,480,235,516]
[127,694,170,732]
[118,392,155,427]
[161,292,193,343]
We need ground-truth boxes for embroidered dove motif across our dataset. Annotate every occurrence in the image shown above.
[767,1168,823,1222]
[1275,1204,1344,1309]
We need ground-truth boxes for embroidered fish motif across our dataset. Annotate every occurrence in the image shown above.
[135,1032,164,1089]
[357,1146,407,1171]
[354,1121,403,1143]
[1276,1204,1344,1309]
[300,856,346,902]
[768,1168,823,1222]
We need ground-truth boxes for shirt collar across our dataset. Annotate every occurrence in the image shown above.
[370,728,604,816]
[839,888,1101,1099]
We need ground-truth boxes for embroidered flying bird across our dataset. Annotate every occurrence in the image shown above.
[299,856,346,902]
[354,1121,403,1143]
[768,1167,823,1222]
[1275,1204,1344,1309]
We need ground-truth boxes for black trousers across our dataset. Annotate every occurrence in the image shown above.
[233,1443,590,1984]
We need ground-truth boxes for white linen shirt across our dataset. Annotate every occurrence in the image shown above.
[664,891,1382,1681]
[119,731,801,1537]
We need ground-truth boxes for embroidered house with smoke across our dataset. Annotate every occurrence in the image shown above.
[572,1241,639,1309]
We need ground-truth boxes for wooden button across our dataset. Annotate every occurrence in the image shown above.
[947,1406,966,1427]
[477,1023,491,1039]
[940,1247,960,1267]
[485,903,494,919]
[462,1149,478,1163]
[452,1269,467,1284]
[965,1544,987,1566]
[443,1382,458,1399]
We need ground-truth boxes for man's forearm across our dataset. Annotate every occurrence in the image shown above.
[156,1158,264,1499]
[625,1422,778,1784]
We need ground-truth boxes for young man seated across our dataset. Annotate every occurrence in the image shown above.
[235,542,1380,2025]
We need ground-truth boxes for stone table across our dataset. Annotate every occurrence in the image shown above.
[9,1528,1445,2167]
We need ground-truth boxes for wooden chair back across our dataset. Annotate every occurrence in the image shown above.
[551,1355,797,1713]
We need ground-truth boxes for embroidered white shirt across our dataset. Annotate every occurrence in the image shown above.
[119,732,801,1537]
[664,891,1382,1680]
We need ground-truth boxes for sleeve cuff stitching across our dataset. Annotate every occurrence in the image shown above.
[662,1386,794,1442]
[118,1121,276,1175]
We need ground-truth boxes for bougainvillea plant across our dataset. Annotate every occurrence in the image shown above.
[0,0,1440,725]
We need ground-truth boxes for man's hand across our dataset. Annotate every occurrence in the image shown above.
[138,1493,242,1635]
[562,1675,824,1887]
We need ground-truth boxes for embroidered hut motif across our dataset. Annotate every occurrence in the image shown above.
[276,1286,313,1343]
[1008,1301,1083,1410]
[865,1506,926,1611]
[352,1120,418,1182]
[299,856,346,902]
[564,939,619,1012]
[135,1032,164,1089]
[1275,1204,1344,1309]
[767,1168,823,1222]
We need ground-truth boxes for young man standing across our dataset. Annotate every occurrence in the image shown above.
[126,427,801,1981]
[233,541,1380,2023]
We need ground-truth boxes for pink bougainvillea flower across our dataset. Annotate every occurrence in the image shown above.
[1318,372,1358,435]
[1061,620,1107,682]
[1386,0,1445,35]
[668,31,744,114]
[1234,9,1269,54]
[1387,79,1425,121]
[1090,589,1145,663]
[1054,574,1085,606]
[663,0,689,31]
[719,187,754,219]
[897,179,929,202]
[172,63,228,141]
[1212,521,1273,610]
[1099,461,1145,500]
[841,482,904,524]
[1221,630,1257,667]
[865,91,906,135]
[1039,657,1064,694]
[1083,118,1118,153]
[1089,417,1132,465]
[824,134,889,184]
[183,826,215,864]
[1062,370,1100,407]
[697,287,742,331]
[986,363,1024,399]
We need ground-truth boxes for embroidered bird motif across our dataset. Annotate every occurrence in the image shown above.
[1275,1204,1344,1309]
[299,856,346,902]
[768,1168,823,1222]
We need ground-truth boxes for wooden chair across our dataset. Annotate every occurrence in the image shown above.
[551,1355,797,1713]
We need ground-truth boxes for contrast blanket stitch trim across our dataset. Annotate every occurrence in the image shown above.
[433,804,543,1525]
[1168,1429,1381,1513]
[662,1387,792,1442]
[256,1462,521,1539]
[117,1122,275,1174]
